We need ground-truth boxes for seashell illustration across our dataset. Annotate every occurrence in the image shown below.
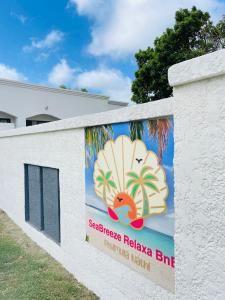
[93,135,168,230]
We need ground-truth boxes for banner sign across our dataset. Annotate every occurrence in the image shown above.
[85,118,174,292]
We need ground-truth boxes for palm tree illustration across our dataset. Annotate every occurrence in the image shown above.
[147,118,171,161]
[129,118,172,162]
[127,166,158,216]
[96,170,116,201]
[85,125,113,167]
[130,121,144,141]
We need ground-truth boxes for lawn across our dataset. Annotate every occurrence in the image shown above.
[0,210,98,300]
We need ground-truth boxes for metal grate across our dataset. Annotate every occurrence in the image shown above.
[24,164,60,243]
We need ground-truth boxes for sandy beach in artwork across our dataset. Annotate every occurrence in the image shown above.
[86,206,175,293]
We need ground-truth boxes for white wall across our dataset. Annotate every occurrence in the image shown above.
[0,49,225,299]
[0,123,15,130]
[168,49,225,300]
[0,79,127,128]
[0,99,174,300]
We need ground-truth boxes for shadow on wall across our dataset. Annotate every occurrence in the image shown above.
[0,111,16,130]
[26,114,60,126]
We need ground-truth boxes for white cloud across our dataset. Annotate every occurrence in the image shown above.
[35,52,50,62]
[76,66,131,102]
[48,59,76,86]
[70,0,225,57]
[68,0,105,17]
[0,64,27,81]
[10,11,27,24]
[48,59,131,101]
[23,30,64,52]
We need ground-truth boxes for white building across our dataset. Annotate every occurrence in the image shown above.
[0,79,127,130]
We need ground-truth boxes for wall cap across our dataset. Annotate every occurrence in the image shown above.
[168,49,225,87]
[0,97,173,138]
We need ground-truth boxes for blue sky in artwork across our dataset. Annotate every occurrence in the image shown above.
[0,1,224,102]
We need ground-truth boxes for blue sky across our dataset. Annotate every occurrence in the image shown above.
[0,0,224,102]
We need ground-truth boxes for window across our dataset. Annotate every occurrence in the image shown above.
[24,164,60,243]
[26,120,49,126]
[0,118,11,123]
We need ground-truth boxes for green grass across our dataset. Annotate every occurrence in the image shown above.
[0,210,98,300]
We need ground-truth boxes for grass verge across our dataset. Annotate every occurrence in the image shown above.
[0,210,98,300]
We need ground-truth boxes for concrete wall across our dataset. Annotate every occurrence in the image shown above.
[0,123,15,130]
[169,49,225,300]
[0,79,127,128]
[0,49,225,299]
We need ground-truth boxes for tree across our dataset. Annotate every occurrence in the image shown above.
[211,15,225,49]
[80,88,88,92]
[147,118,171,161]
[129,121,144,141]
[129,118,172,162]
[59,85,88,92]
[127,166,158,216]
[132,7,225,103]
[96,170,116,201]
[59,84,68,89]
[85,125,113,167]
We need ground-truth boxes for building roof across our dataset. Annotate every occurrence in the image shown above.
[0,78,126,106]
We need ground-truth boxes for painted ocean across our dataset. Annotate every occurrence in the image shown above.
[86,204,174,258]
